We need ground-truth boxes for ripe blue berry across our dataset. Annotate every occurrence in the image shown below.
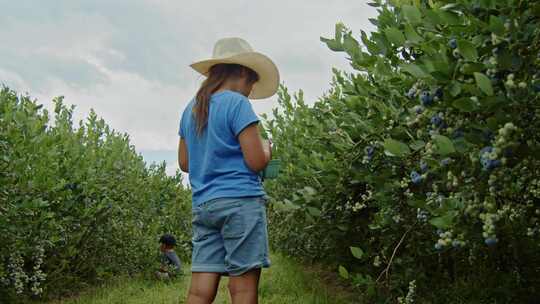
[489,159,501,169]
[420,91,434,106]
[451,129,464,139]
[452,240,461,248]
[485,238,498,246]
[434,243,443,250]
[365,146,375,158]
[431,115,443,127]
[434,88,443,99]
[440,158,451,166]
[480,146,494,155]
[410,171,422,184]
[479,147,501,171]
[448,38,458,49]
[420,161,428,173]
[534,84,540,93]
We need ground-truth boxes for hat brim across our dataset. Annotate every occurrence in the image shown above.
[190,52,280,100]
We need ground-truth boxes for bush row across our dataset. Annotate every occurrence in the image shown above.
[265,0,540,302]
[0,88,191,302]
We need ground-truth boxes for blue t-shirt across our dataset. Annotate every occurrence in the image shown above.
[179,90,266,207]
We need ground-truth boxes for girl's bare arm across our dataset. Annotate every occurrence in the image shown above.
[178,138,189,173]
[238,123,271,172]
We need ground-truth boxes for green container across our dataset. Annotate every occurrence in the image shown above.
[259,159,281,180]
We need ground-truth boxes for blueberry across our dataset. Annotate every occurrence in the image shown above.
[490,159,501,168]
[413,105,424,114]
[420,161,428,172]
[420,91,434,106]
[440,158,451,166]
[434,243,443,250]
[480,147,501,171]
[365,146,375,158]
[482,158,501,171]
[451,129,464,139]
[483,130,495,141]
[434,87,443,99]
[534,84,540,93]
[480,146,494,156]
[431,115,443,127]
[452,240,461,248]
[485,237,498,246]
[448,38,458,49]
[410,170,423,184]
[481,158,491,169]
[407,87,417,99]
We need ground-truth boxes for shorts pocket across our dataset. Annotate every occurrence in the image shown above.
[192,211,212,242]
[222,212,245,239]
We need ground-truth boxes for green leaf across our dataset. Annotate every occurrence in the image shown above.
[489,16,505,35]
[429,213,455,229]
[383,138,411,157]
[410,140,425,151]
[385,27,406,45]
[400,63,429,78]
[461,63,485,75]
[404,25,423,43]
[458,40,478,61]
[336,224,348,231]
[448,82,462,97]
[350,247,364,259]
[402,5,422,23]
[432,135,455,155]
[474,72,494,96]
[320,37,344,52]
[303,186,317,196]
[452,97,479,112]
[339,265,349,279]
[307,206,322,217]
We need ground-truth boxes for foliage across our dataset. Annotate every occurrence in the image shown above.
[44,253,354,304]
[0,87,191,302]
[265,0,540,302]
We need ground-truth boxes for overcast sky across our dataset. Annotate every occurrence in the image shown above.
[1,0,376,174]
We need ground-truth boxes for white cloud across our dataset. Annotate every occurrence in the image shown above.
[1,0,377,153]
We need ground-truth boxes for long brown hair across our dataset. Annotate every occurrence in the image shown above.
[194,63,259,135]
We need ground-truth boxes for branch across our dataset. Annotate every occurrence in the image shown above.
[376,222,416,284]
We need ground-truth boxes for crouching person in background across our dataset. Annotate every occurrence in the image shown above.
[156,234,183,280]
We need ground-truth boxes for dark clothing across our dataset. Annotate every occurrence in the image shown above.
[160,250,182,275]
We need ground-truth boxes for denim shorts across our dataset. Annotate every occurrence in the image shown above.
[191,196,271,276]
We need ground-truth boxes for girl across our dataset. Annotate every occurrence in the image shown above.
[178,37,279,304]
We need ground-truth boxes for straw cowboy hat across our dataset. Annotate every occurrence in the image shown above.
[190,37,280,99]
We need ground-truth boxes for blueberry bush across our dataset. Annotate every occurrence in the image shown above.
[0,88,191,302]
[264,0,540,302]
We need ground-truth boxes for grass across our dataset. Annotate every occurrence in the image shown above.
[47,253,354,304]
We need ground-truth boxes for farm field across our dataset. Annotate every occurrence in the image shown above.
[45,253,354,304]
[2,0,540,303]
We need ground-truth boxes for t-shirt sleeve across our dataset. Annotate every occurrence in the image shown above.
[178,108,186,138]
[229,95,259,137]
